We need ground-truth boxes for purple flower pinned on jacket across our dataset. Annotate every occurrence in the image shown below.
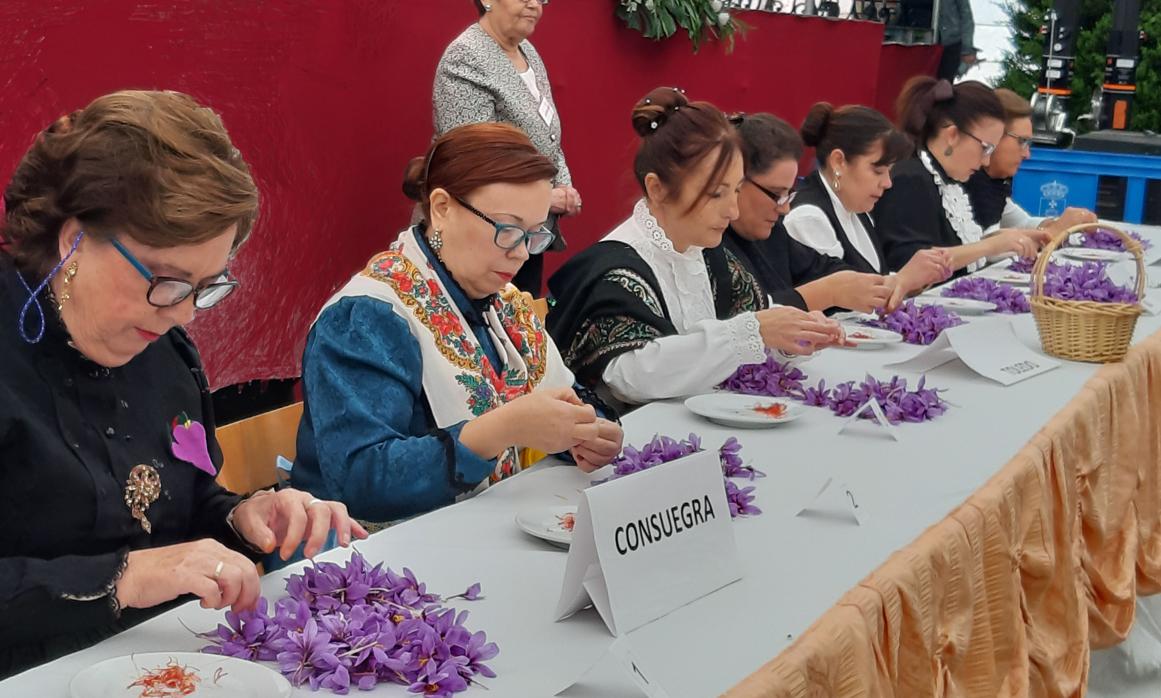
[863,300,964,345]
[171,413,216,476]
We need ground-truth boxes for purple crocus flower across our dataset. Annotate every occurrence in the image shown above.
[408,659,470,696]
[724,480,762,517]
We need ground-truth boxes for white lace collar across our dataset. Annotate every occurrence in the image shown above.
[631,199,704,260]
[918,150,985,272]
[603,199,715,333]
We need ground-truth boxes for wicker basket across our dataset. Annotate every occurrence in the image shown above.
[1029,222,1145,363]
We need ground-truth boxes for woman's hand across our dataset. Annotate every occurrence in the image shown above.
[231,488,369,561]
[1044,206,1097,233]
[987,228,1046,259]
[115,539,261,612]
[824,271,894,313]
[755,307,845,355]
[550,186,582,216]
[570,418,624,473]
[890,248,954,309]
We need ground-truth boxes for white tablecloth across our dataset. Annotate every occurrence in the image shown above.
[6,227,1161,697]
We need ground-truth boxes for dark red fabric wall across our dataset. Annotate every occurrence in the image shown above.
[0,2,935,388]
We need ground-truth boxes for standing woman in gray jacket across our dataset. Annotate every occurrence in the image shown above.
[433,0,581,294]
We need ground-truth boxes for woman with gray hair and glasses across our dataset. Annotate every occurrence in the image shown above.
[433,0,579,295]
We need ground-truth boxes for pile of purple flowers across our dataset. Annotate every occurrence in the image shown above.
[605,434,763,517]
[941,277,1030,313]
[799,375,946,424]
[721,356,949,425]
[862,300,965,345]
[200,553,496,695]
[1040,260,1139,304]
[1080,228,1151,252]
[719,353,806,397]
[1007,257,1037,274]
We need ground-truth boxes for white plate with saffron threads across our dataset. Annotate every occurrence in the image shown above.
[71,652,291,698]
[1055,247,1129,263]
[516,505,577,548]
[839,325,904,349]
[976,267,1032,286]
[913,296,997,315]
[684,393,804,428]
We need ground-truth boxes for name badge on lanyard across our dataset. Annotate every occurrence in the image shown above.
[538,96,555,128]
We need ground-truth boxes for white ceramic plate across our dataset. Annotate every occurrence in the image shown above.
[70,652,291,698]
[1056,247,1129,263]
[684,393,804,428]
[516,505,577,548]
[840,325,904,349]
[914,295,997,315]
[976,267,1032,286]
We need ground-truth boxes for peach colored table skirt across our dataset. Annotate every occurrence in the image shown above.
[728,330,1161,697]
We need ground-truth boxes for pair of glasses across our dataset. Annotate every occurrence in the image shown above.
[1005,131,1033,150]
[454,197,557,255]
[746,178,797,207]
[961,130,997,158]
[110,238,238,310]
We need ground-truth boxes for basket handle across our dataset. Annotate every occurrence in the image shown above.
[1030,222,1146,303]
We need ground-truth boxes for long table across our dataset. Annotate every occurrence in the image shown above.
[6,232,1161,697]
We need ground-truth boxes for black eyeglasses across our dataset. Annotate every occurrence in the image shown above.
[961,130,997,157]
[454,197,557,255]
[745,178,797,207]
[1005,131,1033,150]
[110,238,238,310]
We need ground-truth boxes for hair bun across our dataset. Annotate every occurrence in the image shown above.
[800,102,834,147]
[631,86,690,138]
[401,155,426,202]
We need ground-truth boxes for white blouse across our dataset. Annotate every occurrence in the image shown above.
[783,174,882,272]
[517,67,541,101]
[599,199,769,405]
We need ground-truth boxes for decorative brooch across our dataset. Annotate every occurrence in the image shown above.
[124,463,161,533]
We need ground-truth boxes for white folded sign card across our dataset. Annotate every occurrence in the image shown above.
[887,319,1060,386]
[555,450,742,636]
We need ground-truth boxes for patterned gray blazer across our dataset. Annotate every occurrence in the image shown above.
[433,23,571,187]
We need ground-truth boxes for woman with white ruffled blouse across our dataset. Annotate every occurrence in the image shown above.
[870,77,1050,278]
[546,87,846,416]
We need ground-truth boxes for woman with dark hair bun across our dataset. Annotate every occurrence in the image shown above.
[547,87,846,415]
[872,77,1051,277]
[724,111,948,313]
[292,122,622,525]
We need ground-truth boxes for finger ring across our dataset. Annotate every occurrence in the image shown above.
[212,560,224,580]
[307,498,324,507]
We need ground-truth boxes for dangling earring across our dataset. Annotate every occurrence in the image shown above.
[57,261,78,311]
[832,170,841,192]
[943,144,954,156]
[429,228,444,262]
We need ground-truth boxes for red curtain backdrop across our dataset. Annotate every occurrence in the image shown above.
[875,43,947,120]
[0,2,937,389]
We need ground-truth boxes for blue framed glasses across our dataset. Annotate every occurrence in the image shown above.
[110,238,238,310]
[454,197,557,255]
